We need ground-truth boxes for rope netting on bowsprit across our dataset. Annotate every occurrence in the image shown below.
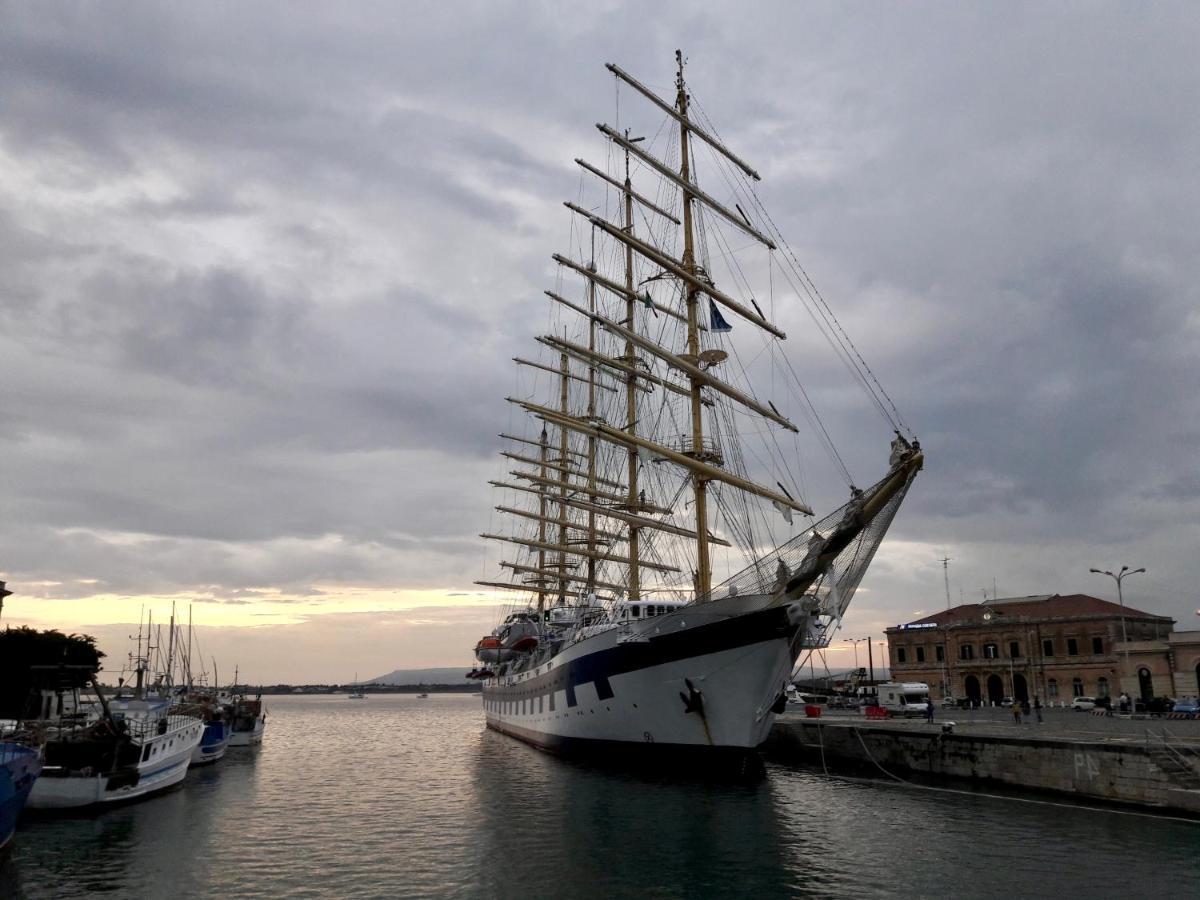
[700,464,919,625]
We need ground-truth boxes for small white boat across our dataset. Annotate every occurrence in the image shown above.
[348,673,366,700]
[226,696,266,746]
[28,696,203,810]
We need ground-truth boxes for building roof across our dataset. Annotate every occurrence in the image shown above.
[890,593,1172,631]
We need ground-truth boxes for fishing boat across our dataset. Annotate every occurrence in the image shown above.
[27,672,203,810]
[173,694,232,765]
[471,53,923,769]
[226,695,266,746]
[0,740,41,849]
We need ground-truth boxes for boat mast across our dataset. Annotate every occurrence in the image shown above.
[557,352,570,606]
[166,601,176,689]
[675,49,711,600]
[585,231,598,595]
[537,427,549,616]
[622,132,641,600]
[186,603,193,691]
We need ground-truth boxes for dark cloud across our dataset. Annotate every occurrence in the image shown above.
[1,2,1198,667]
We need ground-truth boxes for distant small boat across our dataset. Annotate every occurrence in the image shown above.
[1,741,41,849]
[416,693,429,699]
[348,673,366,700]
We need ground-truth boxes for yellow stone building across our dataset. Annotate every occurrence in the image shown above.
[885,594,1178,705]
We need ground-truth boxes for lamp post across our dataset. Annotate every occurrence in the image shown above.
[1089,565,1145,693]
[846,637,867,671]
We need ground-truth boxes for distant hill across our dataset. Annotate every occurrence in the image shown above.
[367,667,466,686]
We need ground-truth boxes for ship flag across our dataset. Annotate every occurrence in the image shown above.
[709,299,732,333]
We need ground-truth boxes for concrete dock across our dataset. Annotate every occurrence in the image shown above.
[765,707,1200,815]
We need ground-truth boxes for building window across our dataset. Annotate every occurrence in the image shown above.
[1072,678,1084,697]
[1042,638,1054,657]
[897,647,907,663]
[1048,678,1058,698]
[935,644,945,662]
[1092,636,1104,655]
[1067,638,1079,656]
[960,644,974,660]
[1097,677,1109,698]
[983,643,998,659]
[1009,641,1020,659]
[916,646,926,663]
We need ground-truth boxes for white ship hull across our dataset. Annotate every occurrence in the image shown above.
[227,719,265,746]
[483,595,801,762]
[29,717,204,810]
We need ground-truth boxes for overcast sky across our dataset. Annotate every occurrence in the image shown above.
[2,2,1198,683]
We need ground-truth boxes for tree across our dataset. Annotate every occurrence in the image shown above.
[0,626,105,720]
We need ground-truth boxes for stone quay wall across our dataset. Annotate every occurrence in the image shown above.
[765,719,1200,815]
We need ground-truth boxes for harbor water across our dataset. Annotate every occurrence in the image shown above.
[2,694,1198,898]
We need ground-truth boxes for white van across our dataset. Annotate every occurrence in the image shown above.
[875,682,931,717]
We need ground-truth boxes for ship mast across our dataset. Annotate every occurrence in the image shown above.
[622,132,641,600]
[537,427,548,615]
[585,232,598,596]
[675,50,711,600]
[557,352,569,606]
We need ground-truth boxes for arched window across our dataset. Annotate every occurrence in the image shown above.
[1072,677,1084,697]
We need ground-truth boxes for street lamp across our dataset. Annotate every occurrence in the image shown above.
[846,637,868,670]
[1089,565,1145,691]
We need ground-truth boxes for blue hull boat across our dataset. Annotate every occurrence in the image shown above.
[1,742,42,850]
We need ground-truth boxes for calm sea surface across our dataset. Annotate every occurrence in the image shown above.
[2,694,1198,899]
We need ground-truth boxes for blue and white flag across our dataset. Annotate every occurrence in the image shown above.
[709,299,732,333]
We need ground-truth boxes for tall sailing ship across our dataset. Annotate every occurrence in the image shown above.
[469,53,923,766]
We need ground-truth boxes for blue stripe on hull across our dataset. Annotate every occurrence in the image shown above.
[484,603,794,705]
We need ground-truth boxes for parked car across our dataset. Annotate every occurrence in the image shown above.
[941,696,960,709]
[1071,696,1096,711]
[1172,697,1200,714]
[999,697,1015,707]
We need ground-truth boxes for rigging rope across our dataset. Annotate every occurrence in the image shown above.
[688,94,913,438]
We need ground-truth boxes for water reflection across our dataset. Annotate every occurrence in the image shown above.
[470,728,815,898]
[2,696,1197,899]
